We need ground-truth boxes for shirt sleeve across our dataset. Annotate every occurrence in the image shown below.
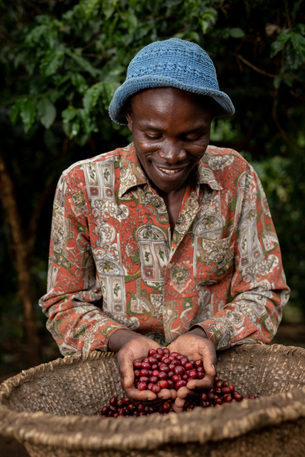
[39,170,127,355]
[193,165,290,350]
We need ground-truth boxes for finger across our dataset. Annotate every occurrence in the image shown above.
[156,388,173,401]
[203,359,216,377]
[119,361,135,390]
[175,385,189,399]
[170,388,177,399]
[186,374,214,391]
[125,386,157,402]
[202,346,217,377]
[172,396,185,413]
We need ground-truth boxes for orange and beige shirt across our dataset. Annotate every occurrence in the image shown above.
[39,143,290,355]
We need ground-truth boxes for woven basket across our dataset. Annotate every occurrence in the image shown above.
[1,344,305,457]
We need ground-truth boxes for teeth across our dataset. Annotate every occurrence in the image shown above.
[159,167,180,174]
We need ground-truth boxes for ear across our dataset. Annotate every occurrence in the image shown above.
[125,108,133,132]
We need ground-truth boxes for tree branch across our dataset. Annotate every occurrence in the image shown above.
[236,53,277,78]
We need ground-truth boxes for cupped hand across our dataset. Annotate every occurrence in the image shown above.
[116,334,175,403]
[167,330,217,412]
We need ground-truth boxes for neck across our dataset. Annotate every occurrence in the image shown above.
[160,186,187,235]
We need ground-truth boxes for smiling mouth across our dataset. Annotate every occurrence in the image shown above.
[158,166,181,175]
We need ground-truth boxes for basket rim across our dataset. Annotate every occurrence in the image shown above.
[1,344,305,451]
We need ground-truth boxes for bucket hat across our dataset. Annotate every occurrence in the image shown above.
[109,38,235,125]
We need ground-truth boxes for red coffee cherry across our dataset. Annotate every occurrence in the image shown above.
[101,348,257,418]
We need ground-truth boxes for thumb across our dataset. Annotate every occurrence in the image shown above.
[121,368,134,389]
[203,359,216,377]
[117,353,135,389]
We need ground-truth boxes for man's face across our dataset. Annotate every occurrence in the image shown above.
[126,87,212,196]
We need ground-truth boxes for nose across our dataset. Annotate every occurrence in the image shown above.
[158,140,186,163]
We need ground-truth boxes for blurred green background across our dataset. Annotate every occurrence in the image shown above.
[0,0,304,375]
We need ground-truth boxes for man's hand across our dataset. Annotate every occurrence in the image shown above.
[167,328,216,412]
[109,329,174,402]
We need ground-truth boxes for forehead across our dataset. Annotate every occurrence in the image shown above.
[130,87,213,122]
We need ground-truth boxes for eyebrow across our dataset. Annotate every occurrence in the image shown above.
[140,124,207,134]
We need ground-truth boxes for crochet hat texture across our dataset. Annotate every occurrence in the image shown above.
[109,38,235,125]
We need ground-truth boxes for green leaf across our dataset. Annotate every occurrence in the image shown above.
[291,32,305,59]
[126,11,138,33]
[25,23,59,48]
[102,0,118,20]
[270,40,284,58]
[9,100,22,124]
[83,82,104,112]
[228,28,245,39]
[25,25,49,45]
[40,49,64,77]
[296,24,305,35]
[71,73,88,94]
[277,28,292,44]
[286,41,303,70]
[20,99,36,133]
[79,109,98,135]
[83,0,101,21]
[101,82,118,106]
[198,8,217,35]
[37,98,56,129]
[62,106,80,138]
[68,52,100,77]
[62,106,78,123]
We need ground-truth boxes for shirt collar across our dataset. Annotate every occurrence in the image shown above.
[118,144,222,198]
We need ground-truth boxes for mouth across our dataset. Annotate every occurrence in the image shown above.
[157,166,183,175]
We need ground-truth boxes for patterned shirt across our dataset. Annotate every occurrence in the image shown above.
[39,143,290,355]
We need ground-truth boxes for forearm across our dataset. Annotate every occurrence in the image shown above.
[194,286,289,350]
[107,328,143,352]
[40,278,129,354]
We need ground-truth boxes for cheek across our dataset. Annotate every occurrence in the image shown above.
[187,145,208,160]
[134,136,160,156]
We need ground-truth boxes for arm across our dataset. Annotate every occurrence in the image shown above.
[166,166,289,411]
[193,166,290,350]
[39,170,128,355]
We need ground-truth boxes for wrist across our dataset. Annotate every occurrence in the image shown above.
[188,326,208,338]
[107,328,141,352]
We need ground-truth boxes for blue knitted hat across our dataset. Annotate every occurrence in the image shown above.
[109,38,235,125]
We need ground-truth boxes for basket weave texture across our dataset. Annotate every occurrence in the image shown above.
[1,343,305,457]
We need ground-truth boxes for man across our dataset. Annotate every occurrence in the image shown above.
[40,38,290,412]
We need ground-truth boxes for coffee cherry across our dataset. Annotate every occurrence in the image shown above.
[151,384,161,394]
[158,380,169,389]
[233,391,243,402]
[101,348,258,419]
[184,362,193,371]
[158,371,168,380]
[167,379,174,389]
[148,356,158,364]
[222,394,233,403]
[137,381,147,391]
[109,397,117,406]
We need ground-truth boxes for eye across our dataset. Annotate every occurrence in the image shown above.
[145,131,162,140]
[184,132,203,142]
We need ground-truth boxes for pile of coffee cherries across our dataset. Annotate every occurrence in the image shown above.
[100,348,257,418]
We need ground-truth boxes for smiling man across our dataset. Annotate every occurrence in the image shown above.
[125,88,213,233]
[40,38,290,412]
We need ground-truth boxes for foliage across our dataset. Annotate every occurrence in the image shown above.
[0,0,305,369]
